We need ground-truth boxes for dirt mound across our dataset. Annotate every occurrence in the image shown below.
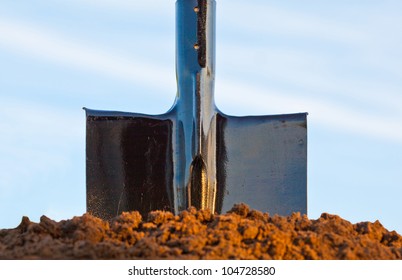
[1,203,401,259]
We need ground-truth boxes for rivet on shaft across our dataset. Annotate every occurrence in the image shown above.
[194,43,200,50]
[194,7,200,13]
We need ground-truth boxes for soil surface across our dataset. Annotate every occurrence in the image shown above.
[1,203,401,259]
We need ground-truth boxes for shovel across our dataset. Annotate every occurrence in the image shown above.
[84,0,307,220]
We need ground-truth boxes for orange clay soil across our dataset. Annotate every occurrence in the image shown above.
[0,203,401,260]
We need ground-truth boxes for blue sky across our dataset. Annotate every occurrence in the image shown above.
[1,0,402,233]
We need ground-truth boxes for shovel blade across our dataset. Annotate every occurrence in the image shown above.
[86,109,307,219]
[85,110,174,220]
[216,112,307,216]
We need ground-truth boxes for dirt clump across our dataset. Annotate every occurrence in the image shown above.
[0,203,401,260]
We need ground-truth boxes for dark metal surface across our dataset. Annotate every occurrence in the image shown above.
[85,0,307,220]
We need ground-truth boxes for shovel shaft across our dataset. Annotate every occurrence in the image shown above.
[173,0,217,212]
[175,0,216,139]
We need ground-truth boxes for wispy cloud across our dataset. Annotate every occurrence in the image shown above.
[218,0,402,88]
[218,1,368,45]
[63,0,172,16]
[217,79,402,144]
[217,43,402,116]
[0,18,175,91]
[0,98,83,192]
